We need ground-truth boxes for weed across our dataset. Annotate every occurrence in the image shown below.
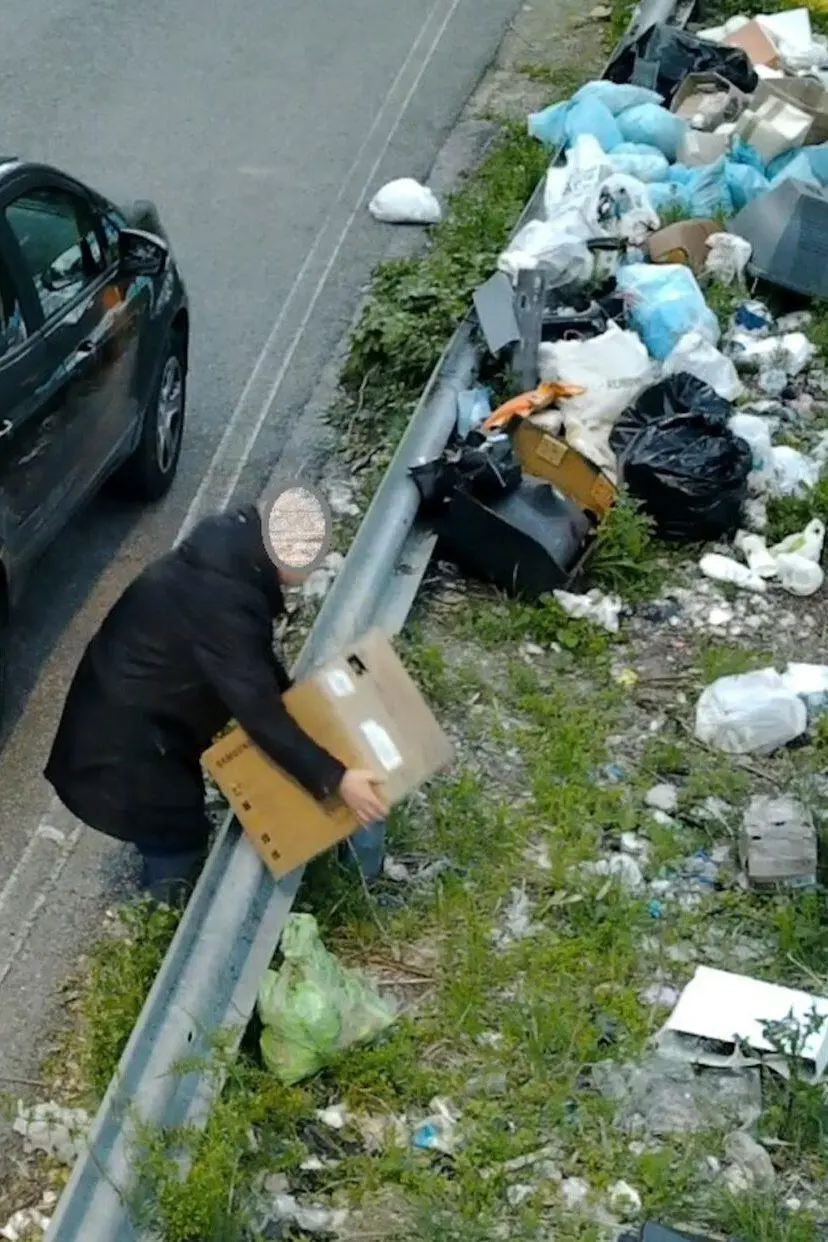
[588,492,663,603]
[714,1190,821,1242]
[79,902,180,1100]
[759,1007,828,1159]
[766,477,828,543]
[697,640,775,685]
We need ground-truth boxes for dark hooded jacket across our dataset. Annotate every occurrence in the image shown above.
[44,505,346,852]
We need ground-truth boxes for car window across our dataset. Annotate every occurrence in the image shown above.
[5,188,106,321]
[0,253,28,359]
[98,210,122,268]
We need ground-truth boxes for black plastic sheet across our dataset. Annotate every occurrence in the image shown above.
[606,23,758,105]
[609,373,752,542]
[410,435,522,518]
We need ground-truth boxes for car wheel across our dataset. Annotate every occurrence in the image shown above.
[115,333,186,502]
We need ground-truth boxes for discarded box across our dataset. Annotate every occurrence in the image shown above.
[755,76,828,147]
[736,95,811,164]
[647,220,719,273]
[671,72,749,129]
[739,794,818,890]
[513,420,617,521]
[677,130,730,168]
[724,19,781,69]
[202,630,453,877]
[657,965,828,1081]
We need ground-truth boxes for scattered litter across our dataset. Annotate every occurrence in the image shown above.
[699,552,766,593]
[257,913,396,1085]
[695,668,808,754]
[553,588,622,633]
[705,232,752,283]
[771,518,825,562]
[560,1177,592,1210]
[327,481,360,518]
[316,1103,350,1130]
[491,886,542,948]
[733,531,777,579]
[657,965,828,1081]
[13,1100,89,1165]
[592,1054,762,1134]
[609,1180,643,1217]
[368,178,441,225]
[506,1183,535,1207]
[412,1097,461,1155]
[457,387,492,440]
[724,1131,776,1192]
[271,1193,349,1235]
[739,795,818,890]
[353,1111,408,1153]
[382,853,452,884]
[1,1208,52,1242]
[774,552,824,597]
[466,1070,508,1098]
[781,659,828,720]
[662,331,743,401]
[639,982,680,1008]
[581,854,645,892]
[770,444,820,497]
[645,784,678,813]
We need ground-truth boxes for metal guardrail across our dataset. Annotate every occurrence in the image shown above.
[45,2,686,1234]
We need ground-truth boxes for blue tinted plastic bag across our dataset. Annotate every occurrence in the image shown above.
[528,101,567,148]
[725,161,769,212]
[769,143,828,186]
[667,164,694,185]
[617,264,720,362]
[686,158,733,219]
[617,103,687,161]
[609,143,669,183]
[573,80,664,115]
[564,98,622,151]
[648,182,690,215]
[770,151,819,189]
[805,143,828,184]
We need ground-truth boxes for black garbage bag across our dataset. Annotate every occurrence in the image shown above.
[609,373,752,542]
[606,23,758,105]
[410,436,522,519]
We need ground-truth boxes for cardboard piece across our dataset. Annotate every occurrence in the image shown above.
[671,72,749,130]
[202,630,453,878]
[724,19,781,69]
[677,130,730,168]
[736,95,811,164]
[647,220,719,273]
[739,794,818,890]
[755,76,828,147]
[513,420,617,521]
[657,965,828,1082]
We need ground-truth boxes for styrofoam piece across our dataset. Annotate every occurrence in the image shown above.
[658,965,828,1081]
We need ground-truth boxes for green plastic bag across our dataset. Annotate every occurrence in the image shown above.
[257,913,396,1085]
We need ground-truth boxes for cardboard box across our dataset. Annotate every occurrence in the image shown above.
[647,220,719,274]
[202,629,453,877]
[513,420,617,521]
[671,72,749,129]
[755,76,828,147]
[724,19,781,68]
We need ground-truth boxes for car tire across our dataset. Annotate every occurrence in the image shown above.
[115,333,186,503]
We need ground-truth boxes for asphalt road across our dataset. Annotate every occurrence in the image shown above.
[0,0,521,1164]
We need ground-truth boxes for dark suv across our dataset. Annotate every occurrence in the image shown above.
[0,158,189,675]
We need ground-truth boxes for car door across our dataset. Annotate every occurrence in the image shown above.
[0,223,72,578]
[3,179,143,512]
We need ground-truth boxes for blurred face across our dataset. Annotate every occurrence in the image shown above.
[260,483,332,582]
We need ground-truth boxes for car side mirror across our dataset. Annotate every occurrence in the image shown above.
[118,228,169,277]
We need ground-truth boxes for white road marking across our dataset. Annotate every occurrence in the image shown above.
[0,0,463,988]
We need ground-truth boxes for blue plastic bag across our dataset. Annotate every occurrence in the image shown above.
[686,158,733,219]
[609,143,669,182]
[456,387,492,440]
[617,103,687,161]
[573,80,664,116]
[528,101,567,148]
[769,143,828,185]
[667,164,695,185]
[805,143,828,184]
[648,181,690,215]
[725,161,769,212]
[770,151,820,190]
[564,98,622,151]
[617,263,720,362]
[730,138,766,172]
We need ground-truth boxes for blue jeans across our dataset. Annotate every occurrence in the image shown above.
[338,821,386,880]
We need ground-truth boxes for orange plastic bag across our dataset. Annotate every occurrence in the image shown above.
[482,382,585,433]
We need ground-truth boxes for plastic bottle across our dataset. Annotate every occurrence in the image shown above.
[734,531,777,579]
[775,553,824,598]
[699,553,767,593]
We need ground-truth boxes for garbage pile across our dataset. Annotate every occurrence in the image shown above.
[408,10,828,610]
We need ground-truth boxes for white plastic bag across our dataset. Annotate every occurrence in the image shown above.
[695,669,808,755]
[734,531,778,579]
[728,413,775,477]
[498,219,592,283]
[704,233,752,285]
[771,445,819,498]
[775,553,824,597]
[663,332,743,401]
[368,179,441,224]
[553,137,658,244]
[771,519,825,563]
[538,323,655,473]
[553,589,622,633]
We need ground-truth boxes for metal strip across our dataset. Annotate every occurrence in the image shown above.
[45,7,686,1234]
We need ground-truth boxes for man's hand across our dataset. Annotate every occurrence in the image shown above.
[339,769,387,825]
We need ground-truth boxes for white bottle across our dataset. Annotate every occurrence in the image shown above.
[699,553,767,593]
[775,553,824,598]
[734,531,778,579]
